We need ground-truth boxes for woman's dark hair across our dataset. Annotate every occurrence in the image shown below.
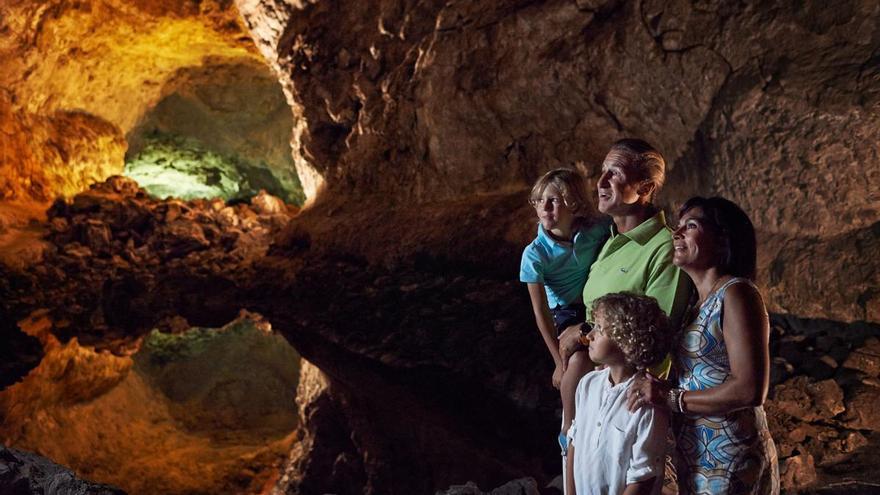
[678,196,757,280]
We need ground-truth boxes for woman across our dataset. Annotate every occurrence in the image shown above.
[627,196,779,495]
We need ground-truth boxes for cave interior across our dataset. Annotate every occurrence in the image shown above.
[1,1,879,494]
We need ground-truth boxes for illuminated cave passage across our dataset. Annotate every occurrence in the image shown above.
[0,314,301,495]
[124,60,304,204]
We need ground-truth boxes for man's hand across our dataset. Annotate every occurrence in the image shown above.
[559,323,585,372]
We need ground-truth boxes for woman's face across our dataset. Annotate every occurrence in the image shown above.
[672,207,725,270]
[596,152,648,215]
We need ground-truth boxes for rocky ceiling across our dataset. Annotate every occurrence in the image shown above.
[1,0,879,494]
[0,0,302,203]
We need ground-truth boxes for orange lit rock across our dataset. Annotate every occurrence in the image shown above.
[781,454,817,492]
[843,338,880,377]
[842,383,880,432]
[771,377,845,422]
[0,0,265,201]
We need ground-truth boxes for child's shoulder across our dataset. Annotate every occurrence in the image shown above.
[575,216,612,238]
[576,367,610,392]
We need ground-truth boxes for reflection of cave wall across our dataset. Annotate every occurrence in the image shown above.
[126,60,304,204]
[0,314,300,495]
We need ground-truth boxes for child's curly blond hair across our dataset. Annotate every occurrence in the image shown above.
[591,292,672,371]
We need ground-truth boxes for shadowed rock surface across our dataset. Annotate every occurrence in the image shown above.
[0,446,126,495]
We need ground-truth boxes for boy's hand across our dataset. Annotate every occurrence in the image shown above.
[559,323,585,372]
[552,364,563,389]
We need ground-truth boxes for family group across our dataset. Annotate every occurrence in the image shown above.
[520,139,779,495]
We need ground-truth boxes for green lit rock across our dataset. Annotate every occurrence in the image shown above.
[125,60,304,204]
[124,133,300,203]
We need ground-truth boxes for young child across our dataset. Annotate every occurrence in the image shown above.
[520,168,610,452]
[565,292,672,495]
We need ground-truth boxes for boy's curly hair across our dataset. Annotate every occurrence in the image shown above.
[591,292,672,370]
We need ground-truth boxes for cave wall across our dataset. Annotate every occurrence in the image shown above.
[0,0,264,201]
[236,0,880,323]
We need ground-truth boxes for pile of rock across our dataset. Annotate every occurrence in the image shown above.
[766,316,880,491]
[44,176,292,270]
[0,446,125,495]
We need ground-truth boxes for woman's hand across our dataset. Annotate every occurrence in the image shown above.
[626,371,670,412]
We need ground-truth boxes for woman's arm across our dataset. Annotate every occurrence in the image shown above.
[566,443,576,495]
[527,283,563,386]
[680,282,770,414]
[627,283,770,415]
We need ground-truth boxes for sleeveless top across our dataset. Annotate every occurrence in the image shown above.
[674,278,779,495]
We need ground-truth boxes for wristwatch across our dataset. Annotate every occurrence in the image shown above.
[578,322,592,346]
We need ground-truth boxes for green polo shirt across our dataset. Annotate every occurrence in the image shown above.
[582,211,692,374]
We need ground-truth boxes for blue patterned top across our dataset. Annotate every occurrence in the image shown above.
[674,278,779,495]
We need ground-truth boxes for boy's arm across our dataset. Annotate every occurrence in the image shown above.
[526,283,563,383]
[626,408,669,494]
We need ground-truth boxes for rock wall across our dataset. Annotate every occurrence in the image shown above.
[0,0,266,200]
[236,0,880,322]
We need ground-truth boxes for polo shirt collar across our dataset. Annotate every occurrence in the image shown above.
[609,211,667,246]
[537,223,576,247]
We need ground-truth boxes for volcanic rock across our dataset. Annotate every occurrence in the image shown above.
[0,446,125,495]
[842,383,880,432]
[781,454,818,493]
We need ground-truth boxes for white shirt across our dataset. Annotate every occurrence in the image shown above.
[567,368,668,495]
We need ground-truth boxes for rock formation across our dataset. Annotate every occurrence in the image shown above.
[0,446,125,495]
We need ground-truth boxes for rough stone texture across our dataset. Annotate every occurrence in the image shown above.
[0,95,127,201]
[781,454,818,493]
[0,320,42,390]
[842,338,880,377]
[234,0,880,322]
[437,478,540,495]
[0,446,125,495]
[0,0,278,201]
[771,377,845,422]
[125,59,304,204]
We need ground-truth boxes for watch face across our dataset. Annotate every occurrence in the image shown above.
[580,321,593,335]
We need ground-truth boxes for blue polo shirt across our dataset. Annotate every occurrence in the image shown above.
[520,218,611,308]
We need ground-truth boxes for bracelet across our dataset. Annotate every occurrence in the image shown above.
[666,388,679,412]
[667,388,685,413]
